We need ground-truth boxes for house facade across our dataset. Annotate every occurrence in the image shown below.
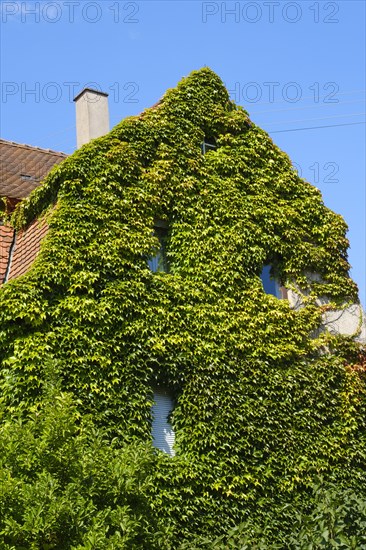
[1,85,364,341]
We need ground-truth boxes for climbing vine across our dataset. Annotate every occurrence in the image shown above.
[0,68,365,547]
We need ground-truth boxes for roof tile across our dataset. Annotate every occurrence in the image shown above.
[0,225,15,283]
[7,219,48,281]
[0,139,67,200]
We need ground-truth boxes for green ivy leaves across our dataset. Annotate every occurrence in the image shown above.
[0,67,365,546]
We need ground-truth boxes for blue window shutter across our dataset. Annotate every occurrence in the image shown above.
[148,254,161,272]
[261,265,282,298]
[151,390,175,456]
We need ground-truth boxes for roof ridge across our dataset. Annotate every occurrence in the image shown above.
[0,138,68,157]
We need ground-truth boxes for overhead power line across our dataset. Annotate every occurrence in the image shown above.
[270,121,365,133]
[242,88,366,107]
[264,112,366,125]
[251,99,365,116]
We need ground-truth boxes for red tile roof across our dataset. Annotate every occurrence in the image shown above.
[0,139,67,200]
[0,225,15,283]
[7,218,48,282]
[0,140,67,285]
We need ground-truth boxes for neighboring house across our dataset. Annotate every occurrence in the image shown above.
[0,87,108,285]
[0,139,67,283]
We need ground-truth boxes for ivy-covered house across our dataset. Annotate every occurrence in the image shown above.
[0,68,366,548]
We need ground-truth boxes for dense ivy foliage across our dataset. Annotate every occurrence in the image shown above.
[1,68,365,547]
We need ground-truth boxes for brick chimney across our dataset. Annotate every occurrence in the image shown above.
[73,88,109,148]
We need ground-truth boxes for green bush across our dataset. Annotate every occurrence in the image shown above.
[0,381,171,549]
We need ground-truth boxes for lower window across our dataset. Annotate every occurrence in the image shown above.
[148,222,168,273]
[151,389,175,456]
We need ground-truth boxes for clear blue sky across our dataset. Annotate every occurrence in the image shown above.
[1,0,365,304]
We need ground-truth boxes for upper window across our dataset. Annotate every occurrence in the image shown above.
[260,265,287,299]
[148,221,168,273]
[201,138,217,154]
[151,389,175,456]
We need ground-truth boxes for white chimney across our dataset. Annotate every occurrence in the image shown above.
[73,88,109,148]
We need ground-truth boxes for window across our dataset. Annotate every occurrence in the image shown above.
[260,265,287,299]
[151,389,175,456]
[201,138,217,154]
[148,221,168,273]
